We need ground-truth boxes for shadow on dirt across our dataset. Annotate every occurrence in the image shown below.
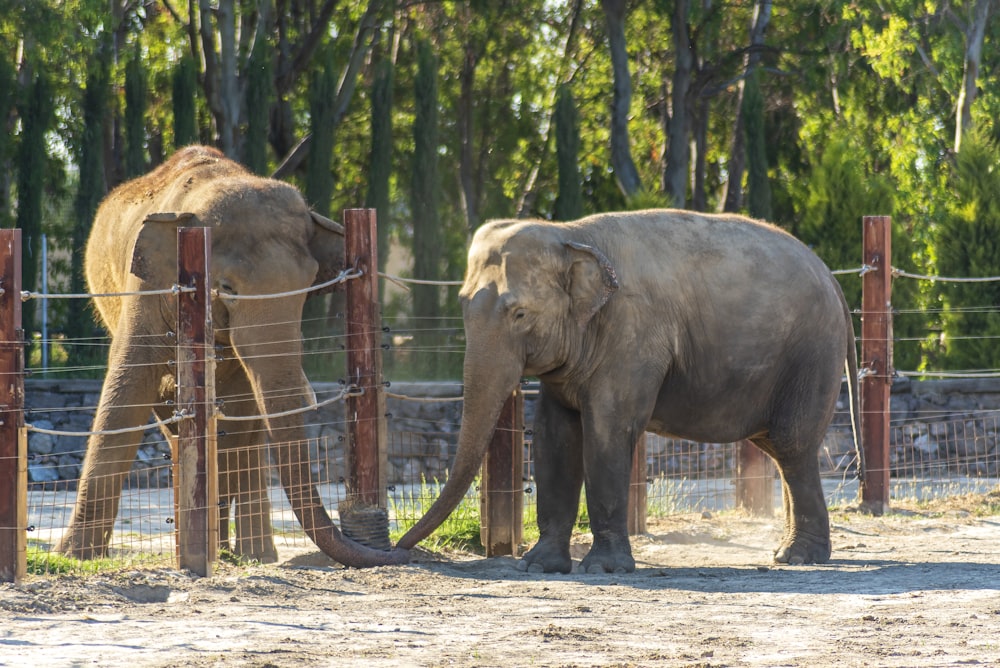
[403,555,1000,596]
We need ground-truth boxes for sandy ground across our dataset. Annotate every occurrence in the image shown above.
[2,496,999,668]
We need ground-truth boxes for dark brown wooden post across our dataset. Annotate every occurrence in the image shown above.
[0,229,25,583]
[627,433,648,534]
[860,215,892,514]
[735,440,775,516]
[343,208,387,508]
[480,389,524,556]
[176,227,218,576]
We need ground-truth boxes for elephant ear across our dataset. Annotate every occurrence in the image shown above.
[564,240,619,325]
[131,212,196,282]
[308,211,347,294]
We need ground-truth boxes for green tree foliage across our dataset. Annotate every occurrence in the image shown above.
[7,0,1000,378]
[936,132,1000,371]
[796,131,893,307]
[172,54,198,148]
[553,84,583,222]
[15,69,54,336]
[124,46,147,178]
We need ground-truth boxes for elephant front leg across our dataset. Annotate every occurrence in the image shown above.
[578,425,637,575]
[519,389,583,574]
[58,358,160,559]
[217,412,278,564]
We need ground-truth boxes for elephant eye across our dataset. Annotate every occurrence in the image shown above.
[219,281,237,297]
[513,308,527,320]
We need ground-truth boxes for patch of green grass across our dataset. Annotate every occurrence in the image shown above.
[390,478,598,554]
[26,546,116,575]
[389,476,485,553]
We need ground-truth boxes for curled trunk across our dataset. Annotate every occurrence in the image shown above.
[396,356,522,550]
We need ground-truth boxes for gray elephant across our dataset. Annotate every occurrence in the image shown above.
[393,209,858,573]
[58,145,407,568]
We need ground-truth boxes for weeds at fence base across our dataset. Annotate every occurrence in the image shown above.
[25,544,168,577]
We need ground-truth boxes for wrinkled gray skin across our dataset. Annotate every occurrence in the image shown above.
[395,209,858,573]
[58,146,408,568]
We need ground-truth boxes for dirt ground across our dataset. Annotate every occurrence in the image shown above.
[2,496,999,668]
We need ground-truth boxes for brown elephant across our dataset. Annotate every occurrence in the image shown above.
[391,209,859,573]
[58,145,407,568]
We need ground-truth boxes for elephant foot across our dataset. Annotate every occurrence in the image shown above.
[579,531,635,574]
[518,540,573,574]
[58,530,111,561]
[773,529,831,565]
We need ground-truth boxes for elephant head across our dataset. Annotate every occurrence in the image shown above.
[394,221,618,551]
[59,146,408,568]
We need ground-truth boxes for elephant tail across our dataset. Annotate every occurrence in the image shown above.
[841,289,865,481]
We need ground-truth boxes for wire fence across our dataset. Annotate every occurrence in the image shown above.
[7,229,1000,577]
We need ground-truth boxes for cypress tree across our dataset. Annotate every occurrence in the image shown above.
[410,39,442,378]
[743,69,772,221]
[67,50,111,359]
[937,131,1000,371]
[172,54,198,148]
[306,43,338,216]
[15,69,54,339]
[302,44,339,365]
[365,57,394,303]
[244,45,273,175]
[0,56,16,228]
[124,46,147,178]
[553,84,583,222]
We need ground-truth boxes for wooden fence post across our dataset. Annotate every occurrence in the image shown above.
[343,208,387,509]
[860,215,892,514]
[0,229,25,583]
[481,388,524,556]
[627,433,648,534]
[175,227,218,576]
[735,440,775,516]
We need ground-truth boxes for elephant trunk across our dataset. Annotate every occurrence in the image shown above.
[244,359,409,567]
[395,351,523,550]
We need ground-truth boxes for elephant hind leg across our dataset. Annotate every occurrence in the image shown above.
[752,433,830,565]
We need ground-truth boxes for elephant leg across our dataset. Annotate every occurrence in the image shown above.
[217,372,278,564]
[752,431,830,565]
[578,419,640,575]
[58,347,161,559]
[520,387,583,574]
[224,427,278,564]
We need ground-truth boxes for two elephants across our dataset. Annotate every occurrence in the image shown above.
[62,150,854,574]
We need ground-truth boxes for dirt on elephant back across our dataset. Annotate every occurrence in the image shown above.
[2,494,999,668]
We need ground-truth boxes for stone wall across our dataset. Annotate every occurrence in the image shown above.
[22,377,1000,489]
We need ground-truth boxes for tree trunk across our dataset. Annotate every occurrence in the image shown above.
[954,0,993,152]
[602,0,643,198]
[723,0,771,213]
[663,0,693,207]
